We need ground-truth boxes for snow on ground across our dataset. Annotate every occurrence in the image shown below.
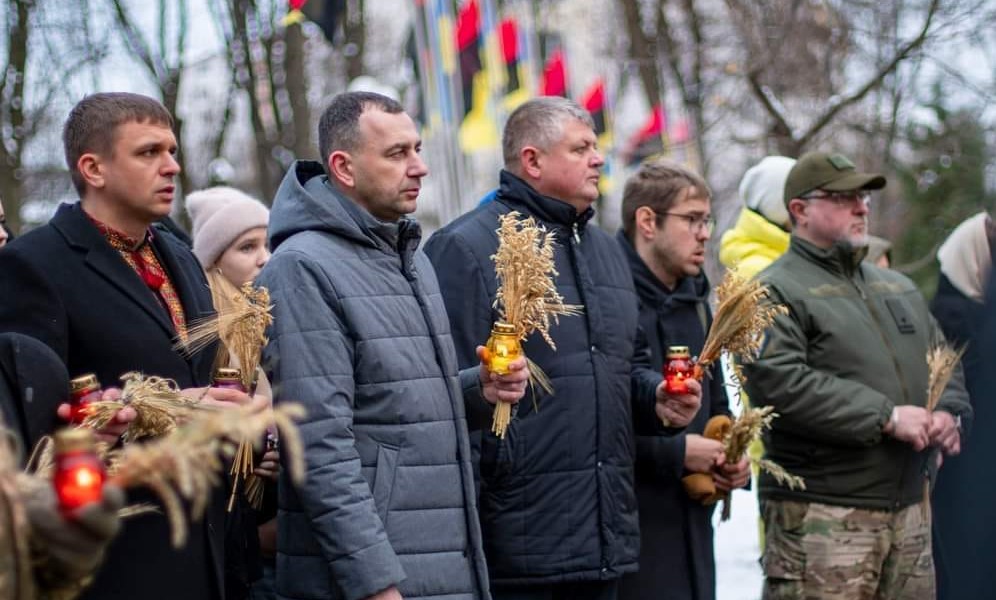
[715,355,765,600]
[714,485,764,600]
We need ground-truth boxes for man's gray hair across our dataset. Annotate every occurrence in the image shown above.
[502,97,595,170]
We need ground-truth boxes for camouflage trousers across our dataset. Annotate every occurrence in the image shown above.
[760,499,934,600]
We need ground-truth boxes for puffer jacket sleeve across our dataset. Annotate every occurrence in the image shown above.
[424,228,496,430]
[743,286,894,447]
[928,314,973,438]
[262,250,405,600]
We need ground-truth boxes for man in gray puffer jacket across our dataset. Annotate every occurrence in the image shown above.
[258,92,529,600]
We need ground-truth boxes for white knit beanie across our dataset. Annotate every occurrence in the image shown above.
[185,186,270,269]
[739,156,797,230]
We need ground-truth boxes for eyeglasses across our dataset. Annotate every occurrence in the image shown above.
[656,211,716,235]
[801,190,872,207]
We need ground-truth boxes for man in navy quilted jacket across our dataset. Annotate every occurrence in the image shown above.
[425,97,703,600]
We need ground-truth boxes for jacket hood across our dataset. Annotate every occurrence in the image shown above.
[938,211,991,303]
[616,230,710,306]
[497,170,595,230]
[719,207,790,277]
[268,160,420,255]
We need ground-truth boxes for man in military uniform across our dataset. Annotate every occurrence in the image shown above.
[743,151,972,599]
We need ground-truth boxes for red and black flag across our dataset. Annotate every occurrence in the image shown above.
[624,104,666,166]
[581,78,606,138]
[456,0,482,119]
[499,17,520,97]
[539,48,567,97]
[582,78,614,193]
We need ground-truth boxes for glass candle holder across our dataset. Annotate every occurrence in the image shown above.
[68,373,102,424]
[53,428,106,514]
[664,346,693,395]
[212,367,247,393]
[486,322,522,375]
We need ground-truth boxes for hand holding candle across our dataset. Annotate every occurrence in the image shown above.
[68,373,103,424]
[655,377,702,428]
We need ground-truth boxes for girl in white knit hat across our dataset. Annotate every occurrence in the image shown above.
[186,186,278,599]
[187,186,271,287]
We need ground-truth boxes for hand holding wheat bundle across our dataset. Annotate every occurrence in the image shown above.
[25,400,304,548]
[177,282,275,510]
[81,372,202,443]
[487,212,581,439]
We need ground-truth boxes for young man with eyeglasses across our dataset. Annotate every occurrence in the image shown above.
[742,151,972,600]
[614,159,748,600]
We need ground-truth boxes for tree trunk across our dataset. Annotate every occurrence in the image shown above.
[0,0,32,234]
[161,75,192,201]
[343,0,365,82]
[284,23,313,160]
[617,0,663,109]
[232,0,278,201]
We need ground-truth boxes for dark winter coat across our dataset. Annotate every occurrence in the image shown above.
[0,202,224,600]
[0,332,67,456]
[930,273,988,600]
[257,161,489,600]
[743,236,972,509]
[932,268,996,599]
[423,170,664,586]
[615,232,729,600]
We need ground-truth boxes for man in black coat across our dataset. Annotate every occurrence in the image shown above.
[0,92,252,600]
[424,97,702,600]
[614,160,750,600]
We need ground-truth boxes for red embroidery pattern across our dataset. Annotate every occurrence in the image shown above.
[86,214,188,342]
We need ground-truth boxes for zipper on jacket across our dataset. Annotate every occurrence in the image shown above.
[849,275,911,408]
[572,222,581,245]
[847,271,914,508]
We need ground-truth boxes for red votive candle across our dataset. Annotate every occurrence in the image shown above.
[664,346,693,395]
[68,373,102,424]
[53,428,106,513]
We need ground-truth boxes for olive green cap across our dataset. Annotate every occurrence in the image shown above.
[784,151,886,205]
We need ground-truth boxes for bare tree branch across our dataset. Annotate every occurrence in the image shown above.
[109,0,160,79]
[796,0,942,149]
[745,71,794,142]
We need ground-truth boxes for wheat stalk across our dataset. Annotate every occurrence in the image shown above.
[489,212,582,438]
[926,343,965,412]
[923,342,966,517]
[694,267,787,382]
[719,405,805,521]
[179,280,273,392]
